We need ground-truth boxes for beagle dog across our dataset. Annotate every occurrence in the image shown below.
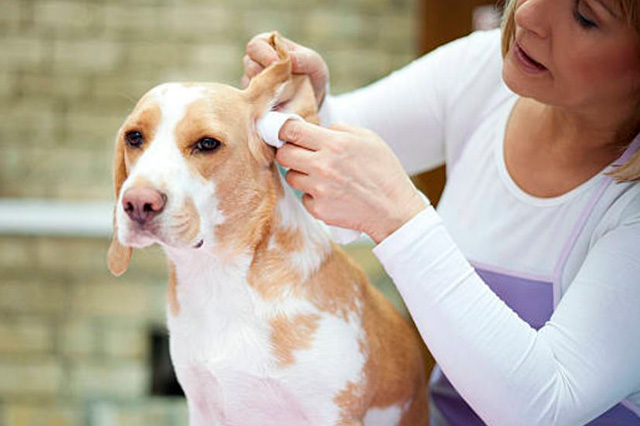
[107,33,427,426]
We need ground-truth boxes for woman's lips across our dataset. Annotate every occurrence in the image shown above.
[514,42,547,74]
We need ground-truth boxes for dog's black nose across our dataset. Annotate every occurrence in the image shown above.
[122,187,167,224]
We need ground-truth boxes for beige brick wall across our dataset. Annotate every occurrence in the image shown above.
[0,235,173,425]
[0,0,417,201]
[0,0,417,424]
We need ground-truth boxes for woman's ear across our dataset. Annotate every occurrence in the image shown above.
[107,132,132,276]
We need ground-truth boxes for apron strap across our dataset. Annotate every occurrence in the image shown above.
[551,133,640,307]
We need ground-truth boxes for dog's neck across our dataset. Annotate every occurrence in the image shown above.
[163,167,332,307]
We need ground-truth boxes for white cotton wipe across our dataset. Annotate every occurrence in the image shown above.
[257,111,303,148]
[257,111,363,244]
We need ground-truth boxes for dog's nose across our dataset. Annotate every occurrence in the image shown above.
[122,187,167,224]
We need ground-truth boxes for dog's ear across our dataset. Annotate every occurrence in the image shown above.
[107,132,132,276]
[245,32,320,165]
[245,32,292,112]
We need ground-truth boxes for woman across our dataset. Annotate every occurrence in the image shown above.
[243,0,640,424]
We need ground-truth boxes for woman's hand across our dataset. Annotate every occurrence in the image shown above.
[276,120,429,244]
[242,33,330,107]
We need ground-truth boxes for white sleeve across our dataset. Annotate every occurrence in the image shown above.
[372,203,640,426]
[318,30,505,176]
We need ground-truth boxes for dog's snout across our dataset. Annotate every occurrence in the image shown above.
[122,187,167,224]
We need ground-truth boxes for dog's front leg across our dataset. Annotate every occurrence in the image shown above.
[179,366,225,426]
[187,399,223,426]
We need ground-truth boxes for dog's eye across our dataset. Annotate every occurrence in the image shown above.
[193,137,222,153]
[125,131,144,148]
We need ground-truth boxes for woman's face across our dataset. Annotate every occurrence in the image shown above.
[503,0,640,112]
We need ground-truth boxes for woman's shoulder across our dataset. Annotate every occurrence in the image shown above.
[434,29,514,164]
[430,28,502,62]
[426,29,505,98]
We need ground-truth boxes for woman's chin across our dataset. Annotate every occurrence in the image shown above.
[502,58,549,101]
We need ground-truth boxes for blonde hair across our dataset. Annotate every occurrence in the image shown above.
[500,0,640,182]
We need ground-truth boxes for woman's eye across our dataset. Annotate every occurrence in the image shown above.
[125,131,144,148]
[574,1,598,29]
[193,137,222,153]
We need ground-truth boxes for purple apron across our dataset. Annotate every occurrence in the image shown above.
[430,139,640,425]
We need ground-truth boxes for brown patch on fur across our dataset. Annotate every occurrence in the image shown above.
[214,162,279,256]
[167,261,180,316]
[174,91,241,179]
[271,313,321,366]
[294,246,429,424]
[274,224,305,253]
[121,101,162,171]
[359,282,428,425]
[297,246,362,321]
[334,381,367,424]
[247,220,303,300]
[245,185,322,300]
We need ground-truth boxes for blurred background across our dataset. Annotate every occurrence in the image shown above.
[0,1,501,425]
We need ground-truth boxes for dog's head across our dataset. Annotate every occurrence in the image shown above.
[107,33,318,276]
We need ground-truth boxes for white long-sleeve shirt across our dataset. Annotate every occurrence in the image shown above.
[320,29,640,425]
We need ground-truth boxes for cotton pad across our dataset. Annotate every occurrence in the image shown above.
[257,111,303,148]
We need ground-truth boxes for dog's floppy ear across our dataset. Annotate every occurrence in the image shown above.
[245,32,320,164]
[107,131,132,276]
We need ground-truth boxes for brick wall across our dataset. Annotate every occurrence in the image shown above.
[0,1,417,425]
[0,0,417,200]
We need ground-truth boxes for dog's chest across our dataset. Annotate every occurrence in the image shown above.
[167,263,276,371]
[166,262,368,424]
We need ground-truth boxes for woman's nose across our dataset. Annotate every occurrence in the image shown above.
[514,0,553,39]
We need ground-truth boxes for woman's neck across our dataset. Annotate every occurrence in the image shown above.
[530,97,638,155]
[504,97,637,198]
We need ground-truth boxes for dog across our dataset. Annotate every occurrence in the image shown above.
[107,33,427,426]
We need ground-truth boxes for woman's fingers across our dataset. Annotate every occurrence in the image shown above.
[285,169,313,194]
[243,55,264,78]
[276,142,316,174]
[301,193,319,219]
[279,120,337,151]
[245,34,279,67]
[243,33,330,106]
